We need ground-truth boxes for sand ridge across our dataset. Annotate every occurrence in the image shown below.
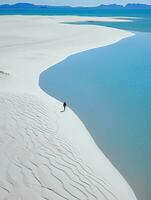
[0,16,136,200]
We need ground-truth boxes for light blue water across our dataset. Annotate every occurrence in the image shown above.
[40,32,151,200]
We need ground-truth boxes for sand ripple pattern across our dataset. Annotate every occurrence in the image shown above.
[0,92,119,200]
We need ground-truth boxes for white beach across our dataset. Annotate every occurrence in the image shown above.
[0,15,136,200]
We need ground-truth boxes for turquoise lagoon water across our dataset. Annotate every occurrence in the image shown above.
[66,16,151,33]
[40,31,151,200]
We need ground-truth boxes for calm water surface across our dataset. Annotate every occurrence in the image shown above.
[40,32,151,200]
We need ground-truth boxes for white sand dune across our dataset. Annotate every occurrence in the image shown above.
[0,16,137,200]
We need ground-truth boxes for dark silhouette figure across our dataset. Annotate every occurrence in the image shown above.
[63,102,67,111]
[61,102,67,112]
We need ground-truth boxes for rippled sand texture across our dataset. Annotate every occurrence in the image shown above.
[0,16,136,200]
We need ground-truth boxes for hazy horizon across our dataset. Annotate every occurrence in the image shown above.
[0,0,151,7]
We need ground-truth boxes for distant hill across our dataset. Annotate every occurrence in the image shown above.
[125,3,151,9]
[0,3,45,9]
[98,3,151,9]
[0,3,151,10]
[0,3,71,9]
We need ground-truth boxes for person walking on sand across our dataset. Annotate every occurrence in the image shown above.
[62,102,67,112]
